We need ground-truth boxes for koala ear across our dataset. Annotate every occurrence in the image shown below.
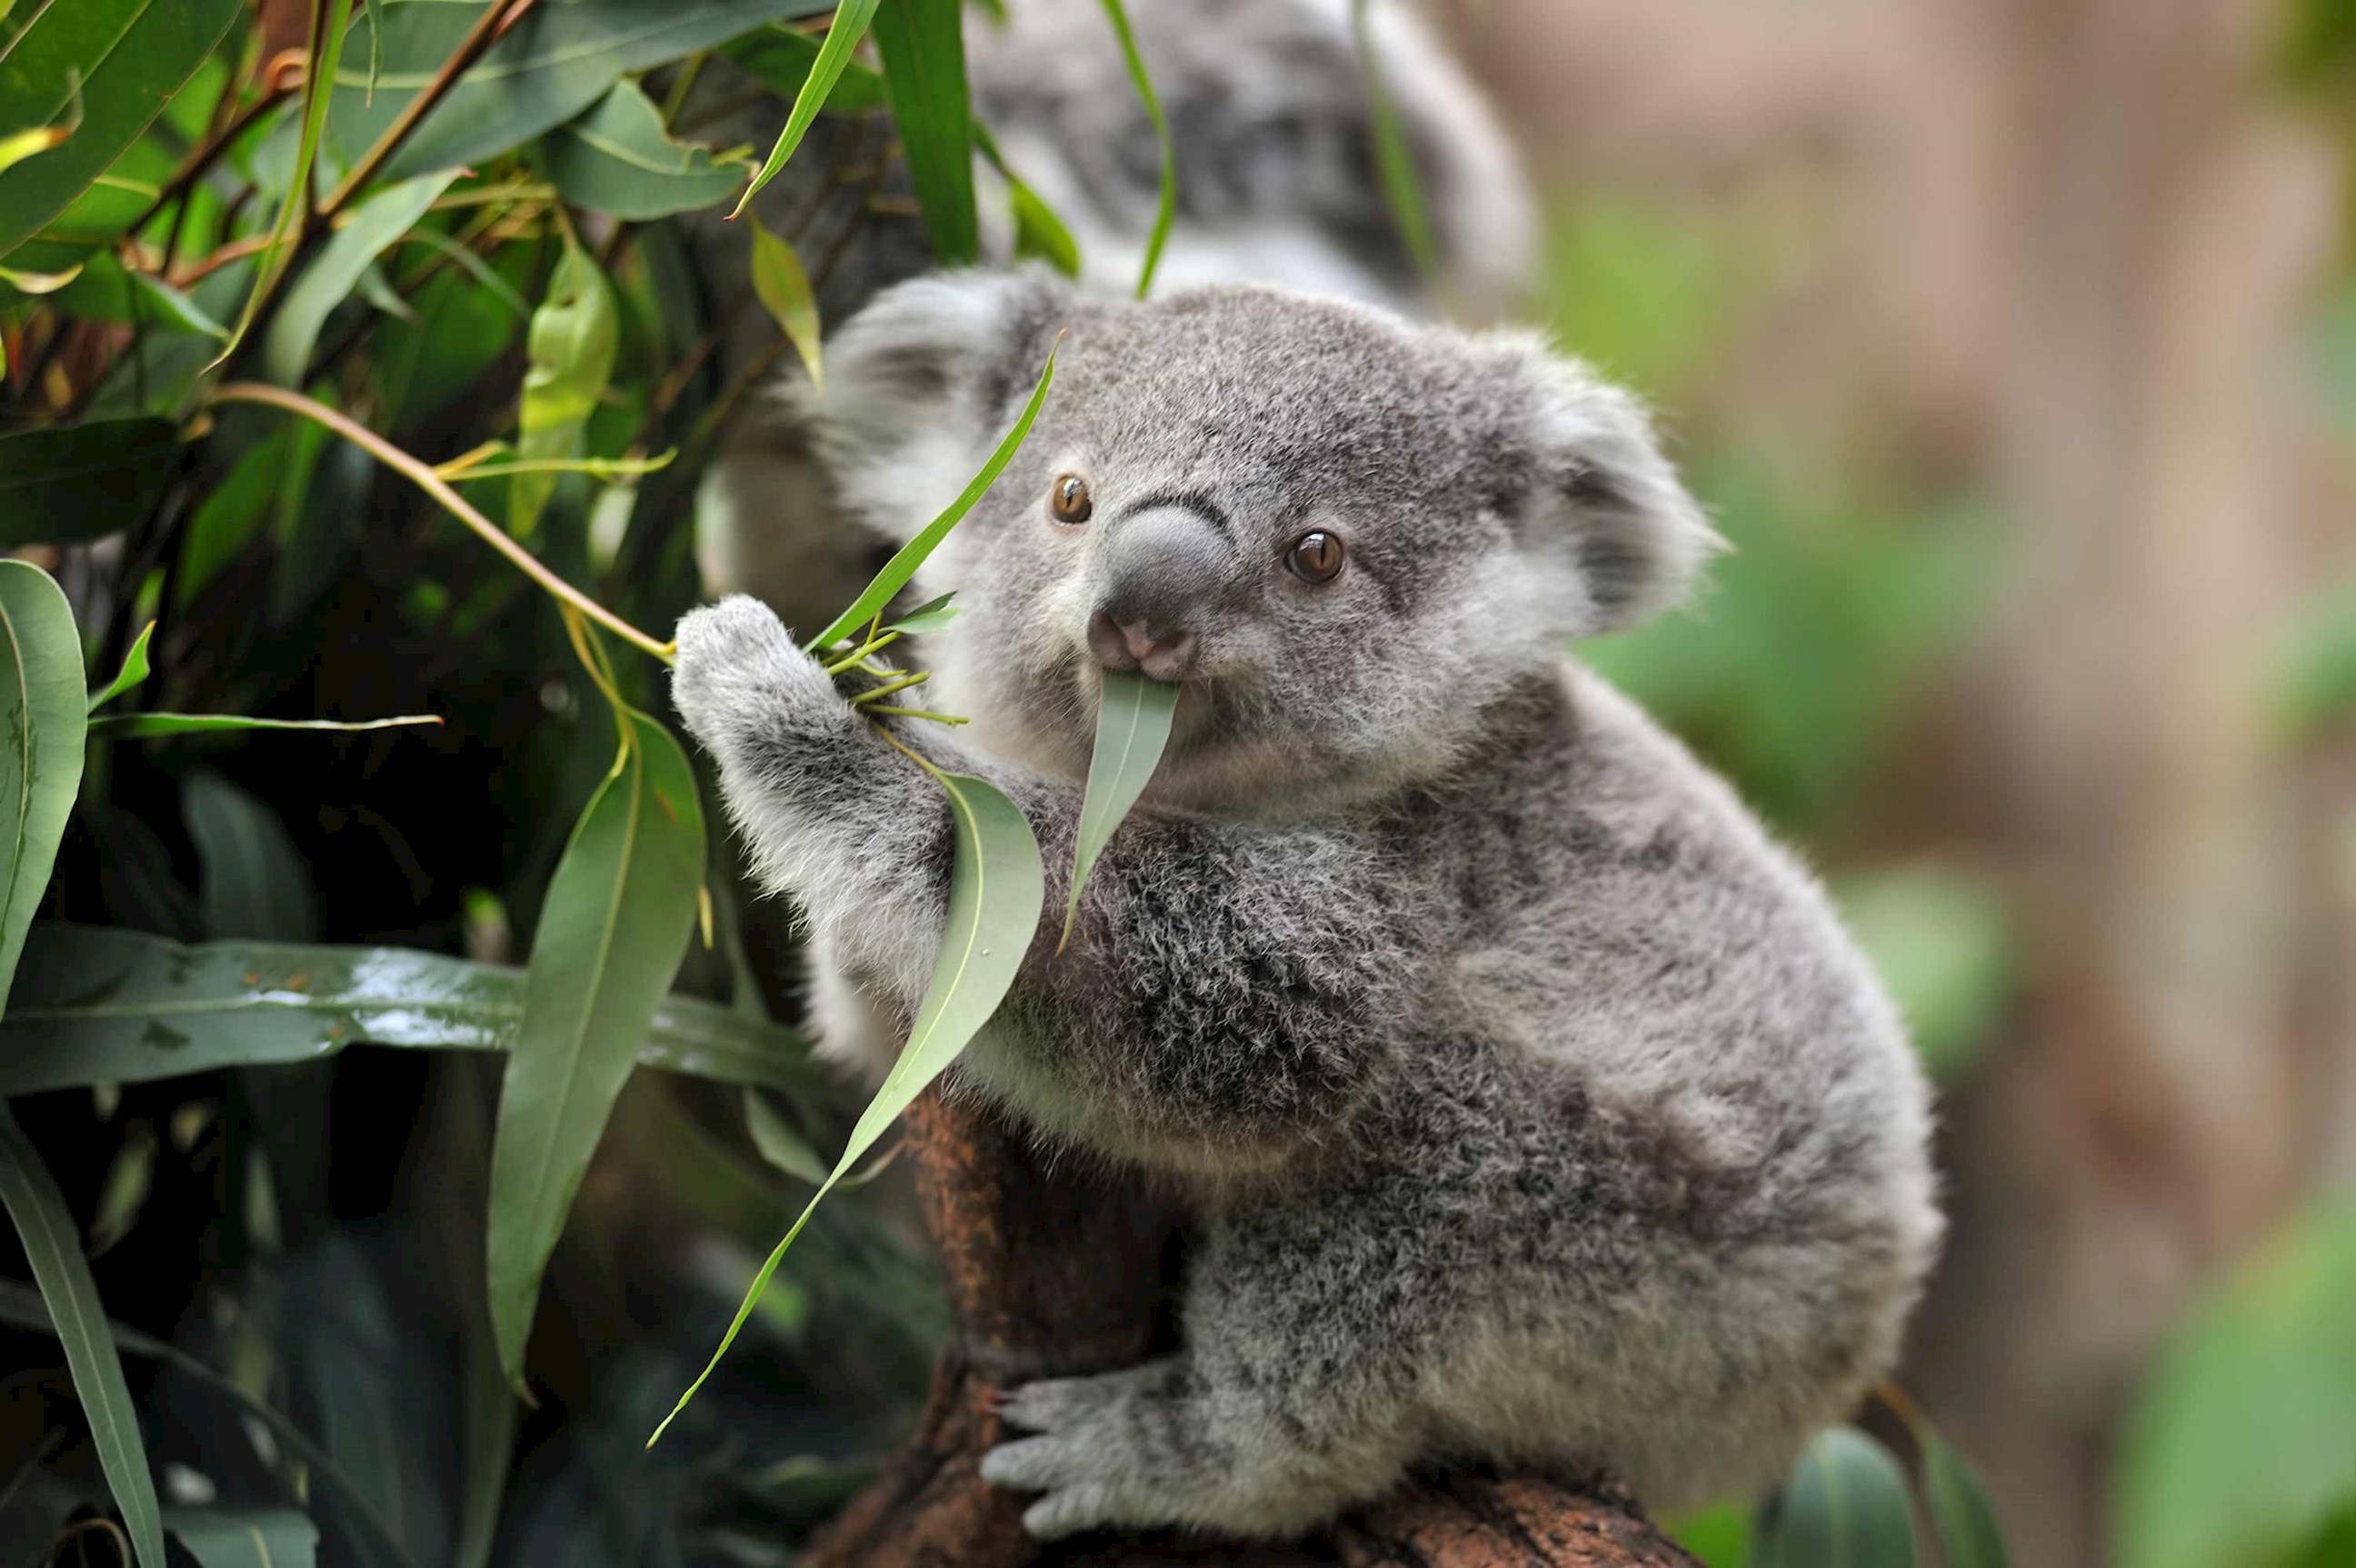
[790,267,1073,543]
[1511,351,1719,634]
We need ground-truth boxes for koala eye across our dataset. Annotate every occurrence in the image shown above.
[1049,474,1093,524]
[1285,529,1347,584]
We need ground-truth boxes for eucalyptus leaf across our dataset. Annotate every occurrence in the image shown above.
[513,239,620,538]
[0,0,244,260]
[86,620,155,713]
[1061,669,1177,948]
[805,345,1057,651]
[487,711,705,1386]
[0,1104,167,1568]
[730,0,886,220]
[1093,0,1173,297]
[977,124,1080,277]
[1924,1434,2009,1568]
[260,172,456,386]
[0,924,823,1098]
[884,593,959,634]
[718,24,887,113]
[539,78,746,219]
[1756,1426,1916,1568]
[184,771,320,942]
[0,419,182,544]
[653,768,1043,1444]
[166,1509,320,1568]
[874,0,978,265]
[749,217,823,391]
[90,712,442,738]
[53,252,228,337]
[0,561,87,1014]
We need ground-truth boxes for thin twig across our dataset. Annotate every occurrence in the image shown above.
[209,382,676,663]
[133,80,298,237]
[320,0,538,217]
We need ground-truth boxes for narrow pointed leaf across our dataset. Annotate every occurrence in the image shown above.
[86,620,155,712]
[974,121,1081,277]
[488,711,705,1385]
[729,0,887,220]
[0,1104,167,1568]
[654,769,1043,1444]
[806,345,1057,651]
[0,562,87,1015]
[1093,0,1173,297]
[0,924,824,1097]
[1924,1435,2009,1568]
[1061,669,1176,948]
[260,173,457,386]
[1756,1427,1917,1568]
[884,592,959,634]
[538,78,747,219]
[873,0,978,264]
[165,1510,320,1568]
[749,217,823,391]
[512,239,621,537]
[90,711,441,738]
[718,24,886,113]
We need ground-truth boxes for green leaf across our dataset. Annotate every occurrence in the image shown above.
[742,1087,829,1183]
[259,172,457,386]
[0,419,182,544]
[873,0,978,265]
[1093,0,1173,297]
[718,23,887,113]
[513,237,620,538]
[1756,1427,1916,1568]
[805,343,1057,651]
[2114,1199,2356,1568]
[183,771,319,942]
[0,924,824,1098]
[90,711,441,738]
[1923,1435,2009,1568]
[1667,1501,1755,1568]
[0,0,243,260]
[976,123,1079,277]
[1350,0,1439,278]
[0,1278,418,1568]
[653,768,1043,1445]
[884,592,959,634]
[730,0,887,220]
[85,619,154,712]
[166,1510,320,1568]
[0,1104,166,1568]
[1061,668,1176,948]
[2272,582,2356,740]
[0,561,87,1016]
[538,78,747,219]
[749,216,822,391]
[487,710,705,1386]
[334,0,834,185]
[52,252,228,337]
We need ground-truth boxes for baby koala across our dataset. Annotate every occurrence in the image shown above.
[670,271,1942,1542]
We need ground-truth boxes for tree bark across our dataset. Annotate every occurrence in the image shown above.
[798,1086,1698,1568]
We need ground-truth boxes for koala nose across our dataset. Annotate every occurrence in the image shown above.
[1087,611,1196,680]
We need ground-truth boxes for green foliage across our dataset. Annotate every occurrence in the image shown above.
[1062,667,1177,948]
[750,216,824,390]
[873,0,979,265]
[0,561,87,1014]
[1755,1427,1915,1568]
[1094,0,1174,296]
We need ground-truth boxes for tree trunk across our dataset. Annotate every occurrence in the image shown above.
[798,1087,1699,1568]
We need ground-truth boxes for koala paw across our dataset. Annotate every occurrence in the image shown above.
[669,594,841,761]
[981,1361,1226,1541]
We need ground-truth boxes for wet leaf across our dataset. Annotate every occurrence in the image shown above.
[259,172,456,386]
[539,78,746,219]
[0,924,824,1098]
[1061,668,1176,948]
[806,343,1057,651]
[0,561,87,1015]
[513,238,620,537]
[85,620,154,713]
[730,0,886,220]
[0,419,182,545]
[0,0,243,260]
[0,1104,166,1568]
[654,768,1042,1444]
[749,216,822,391]
[1756,1427,1916,1568]
[487,711,705,1386]
[874,0,977,264]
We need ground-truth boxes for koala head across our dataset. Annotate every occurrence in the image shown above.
[791,269,1714,809]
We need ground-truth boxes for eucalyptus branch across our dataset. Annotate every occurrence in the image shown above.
[320,0,539,218]
[133,80,298,238]
[208,383,675,663]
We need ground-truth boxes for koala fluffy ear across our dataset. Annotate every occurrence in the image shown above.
[789,267,1073,543]
[1512,350,1720,634]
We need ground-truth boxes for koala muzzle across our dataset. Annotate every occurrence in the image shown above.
[1086,505,1231,682]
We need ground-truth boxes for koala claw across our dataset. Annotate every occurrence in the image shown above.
[981,1363,1203,1541]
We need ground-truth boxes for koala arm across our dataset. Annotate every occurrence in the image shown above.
[672,597,1421,1152]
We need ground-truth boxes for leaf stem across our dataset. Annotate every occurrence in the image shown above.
[209,383,676,663]
[823,629,900,674]
[849,669,929,705]
[866,705,967,725]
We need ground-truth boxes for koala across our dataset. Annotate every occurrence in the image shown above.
[669,270,1943,1542]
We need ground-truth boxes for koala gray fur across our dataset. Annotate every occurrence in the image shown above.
[669,270,1942,1542]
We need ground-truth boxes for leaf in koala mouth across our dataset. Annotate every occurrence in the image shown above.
[1060,670,1181,952]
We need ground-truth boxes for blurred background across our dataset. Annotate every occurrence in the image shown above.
[1441,0,2356,1562]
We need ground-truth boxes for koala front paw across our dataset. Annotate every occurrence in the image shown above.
[668,594,843,764]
